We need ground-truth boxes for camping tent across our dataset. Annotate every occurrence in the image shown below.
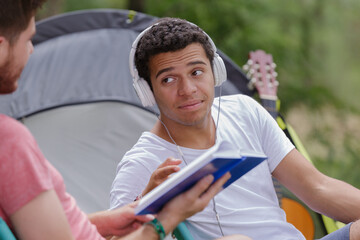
[0,8,338,239]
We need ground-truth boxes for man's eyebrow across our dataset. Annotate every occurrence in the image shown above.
[156,67,174,79]
[155,61,207,79]
[187,60,207,67]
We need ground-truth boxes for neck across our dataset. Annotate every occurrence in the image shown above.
[151,113,216,149]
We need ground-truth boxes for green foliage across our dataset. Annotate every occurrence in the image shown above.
[37,0,128,19]
[287,103,360,189]
[63,0,127,11]
[313,146,360,190]
[279,84,347,112]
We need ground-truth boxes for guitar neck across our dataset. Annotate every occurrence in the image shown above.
[261,98,277,119]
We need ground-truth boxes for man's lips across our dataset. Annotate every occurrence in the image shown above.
[178,100,203,110]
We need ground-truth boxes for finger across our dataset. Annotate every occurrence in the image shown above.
[155,165,181,179]
[158,157,182,168]
[187,174,215,197]
[134,214,155,223]
[127,201,138,208]
[200,172,231,200]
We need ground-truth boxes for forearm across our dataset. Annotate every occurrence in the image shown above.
[305,176,360,223]
[274,149,360,223]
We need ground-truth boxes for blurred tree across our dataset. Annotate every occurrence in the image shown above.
[36,0,65,19]
[63,0,126,12]
[128,0,145,12]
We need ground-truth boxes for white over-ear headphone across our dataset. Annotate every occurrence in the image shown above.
[129,21,227,107]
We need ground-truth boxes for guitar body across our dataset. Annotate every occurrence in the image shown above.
[244,50,315,240]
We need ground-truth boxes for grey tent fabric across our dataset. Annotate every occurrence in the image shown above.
[22,102,157,213]
[0,9,251,213]
[0,24,147,118]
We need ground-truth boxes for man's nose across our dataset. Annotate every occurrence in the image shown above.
[178,77,197,96]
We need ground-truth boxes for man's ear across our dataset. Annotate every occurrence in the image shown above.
[0,36,9,47]
[0,36,10,64]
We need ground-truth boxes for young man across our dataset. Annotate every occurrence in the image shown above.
[0,1,234,239]
[110,17,360,239]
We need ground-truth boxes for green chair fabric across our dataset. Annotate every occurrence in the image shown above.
[0,218,16,240]
[173,222,194,240]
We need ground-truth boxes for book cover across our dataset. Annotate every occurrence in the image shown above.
[135,141,267,215]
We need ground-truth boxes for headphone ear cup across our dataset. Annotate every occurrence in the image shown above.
[212,54,227,86]
[133,77,156,107]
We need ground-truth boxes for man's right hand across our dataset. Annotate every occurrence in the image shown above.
[141,157,182,196]
[157,172,231,235]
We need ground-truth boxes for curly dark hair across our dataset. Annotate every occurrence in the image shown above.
[0,0,46,44]
[134,17,214,89]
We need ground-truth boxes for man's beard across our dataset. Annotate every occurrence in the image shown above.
[0,53,21,94]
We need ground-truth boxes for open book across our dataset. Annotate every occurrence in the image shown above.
[135,140,267,215]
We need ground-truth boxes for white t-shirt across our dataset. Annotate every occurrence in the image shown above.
[110,94,304,240]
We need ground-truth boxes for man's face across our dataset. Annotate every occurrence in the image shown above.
[0,17,35,94]
[149,43,215,128]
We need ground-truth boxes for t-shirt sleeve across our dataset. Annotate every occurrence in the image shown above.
[0,116,54,216]
[109,155,154,210]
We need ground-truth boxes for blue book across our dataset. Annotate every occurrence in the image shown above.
[135,141,267,215]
